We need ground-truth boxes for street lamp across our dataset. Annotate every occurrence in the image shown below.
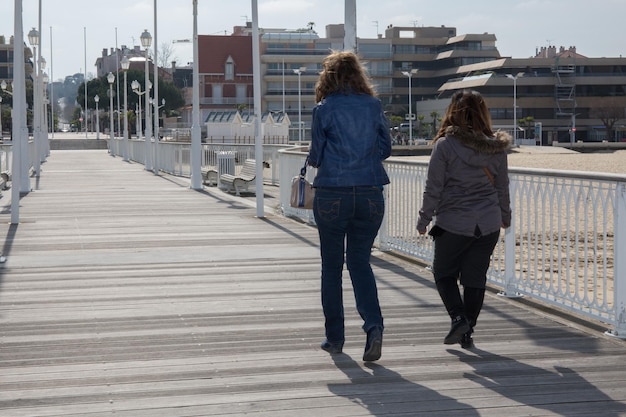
[121,55,130,161]
[140,29,153,171]
[293,66,306,142]
[28,27,42,176]
[41,71,49,159]
[506,72,523,146]
[401,68,418,144]
[107,72,115,154]
[151,96,164,173]
[0,96,3,140]
[131,80,144,139]
[40,60,48,164]
[94,94,100,140]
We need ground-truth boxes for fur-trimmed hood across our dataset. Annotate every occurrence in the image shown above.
[444,126,512,154]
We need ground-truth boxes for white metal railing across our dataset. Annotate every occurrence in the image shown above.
[112,137,292,185]
[278,149,626,336]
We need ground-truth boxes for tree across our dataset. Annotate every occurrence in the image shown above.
[430,111,440,136]
[157,41,178,68]
[591,99,624,141]
[518,116,535,139]
[76,70,184,117]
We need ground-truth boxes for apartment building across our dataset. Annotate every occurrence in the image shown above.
[0,35,34,93]
[427,47,626,143]
[169,23,625,143]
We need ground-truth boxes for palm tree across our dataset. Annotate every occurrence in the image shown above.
[430,111,440,136]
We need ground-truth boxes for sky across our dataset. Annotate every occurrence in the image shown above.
[2,0,625,82]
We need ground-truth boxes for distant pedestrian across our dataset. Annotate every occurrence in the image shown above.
[308,50,391,362]
[416,90,512,349]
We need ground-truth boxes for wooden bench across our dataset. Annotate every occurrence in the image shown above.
[219,159,256,196]
[201,168,218,186]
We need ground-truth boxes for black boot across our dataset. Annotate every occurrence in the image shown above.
[363,326,383,362]
[462,287,485,347]
[444,315,470,344]
[436,277,469,344]
[460,330,474,349]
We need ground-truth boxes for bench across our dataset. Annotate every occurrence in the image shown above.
[201,168,218,186]
[0,171,11,191]
[219,159,256,196]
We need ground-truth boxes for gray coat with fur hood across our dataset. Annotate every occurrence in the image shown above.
[417,126,512,237]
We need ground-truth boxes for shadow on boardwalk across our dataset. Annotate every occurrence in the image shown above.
[0,149,625,416]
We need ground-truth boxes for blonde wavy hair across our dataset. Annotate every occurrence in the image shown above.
[315,50,376,103]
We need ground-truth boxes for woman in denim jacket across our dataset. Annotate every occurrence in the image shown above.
[417,90,512,349]
[308,50,391,362]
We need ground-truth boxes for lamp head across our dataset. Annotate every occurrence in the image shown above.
[28,27,40,47]
[1,80,7,91]
[121,55,130,71]
[131,80,139,91]
[140,29,152,49]
[94,95,99,103]
[107,72,115,84]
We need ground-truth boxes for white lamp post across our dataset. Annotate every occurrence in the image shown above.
[11,0,28,222]
[28,27,42,177]
[293,66,306,142]
[190,0,201,189]
[506,73,523,146]
[107,72,115,154]
[140,29,153,171]
[401,68,418,144]
[131,80,143,139]
[94,94,100,140]
[121,55,130,161]
[42,71,49,160]
[152,1,160,174]
[0,96,3,140]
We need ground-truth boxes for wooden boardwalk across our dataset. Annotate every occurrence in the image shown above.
[1,149,626,417]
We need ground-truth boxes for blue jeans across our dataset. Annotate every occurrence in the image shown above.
[313,186,385,343]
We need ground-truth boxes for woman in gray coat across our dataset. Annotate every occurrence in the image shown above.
[417,90,512,349]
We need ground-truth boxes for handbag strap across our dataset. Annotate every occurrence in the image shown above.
[300,157,309,177]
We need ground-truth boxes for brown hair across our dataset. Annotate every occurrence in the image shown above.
[433,90,494,142]
[315,50,376,102]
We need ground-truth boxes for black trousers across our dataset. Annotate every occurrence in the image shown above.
[432,228,500,326]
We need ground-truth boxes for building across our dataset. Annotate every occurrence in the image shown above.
[0,34,35,90]
[167,23,626,143]
[422,48,626,143]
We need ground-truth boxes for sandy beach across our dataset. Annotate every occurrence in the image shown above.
[405,147,626,175]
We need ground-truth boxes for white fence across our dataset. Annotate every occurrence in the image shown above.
[109,139,626,336]
[112,138,287,185]
[278,148,626,337]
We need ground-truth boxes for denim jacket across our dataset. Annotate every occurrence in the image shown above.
[308,92,391,187]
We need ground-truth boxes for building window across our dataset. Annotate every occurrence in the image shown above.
[213,84,223,104]
[236,84,247,101]
[225,56,234,80]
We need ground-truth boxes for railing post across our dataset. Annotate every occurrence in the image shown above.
[500,179,523,298]
[607,181,626,338]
